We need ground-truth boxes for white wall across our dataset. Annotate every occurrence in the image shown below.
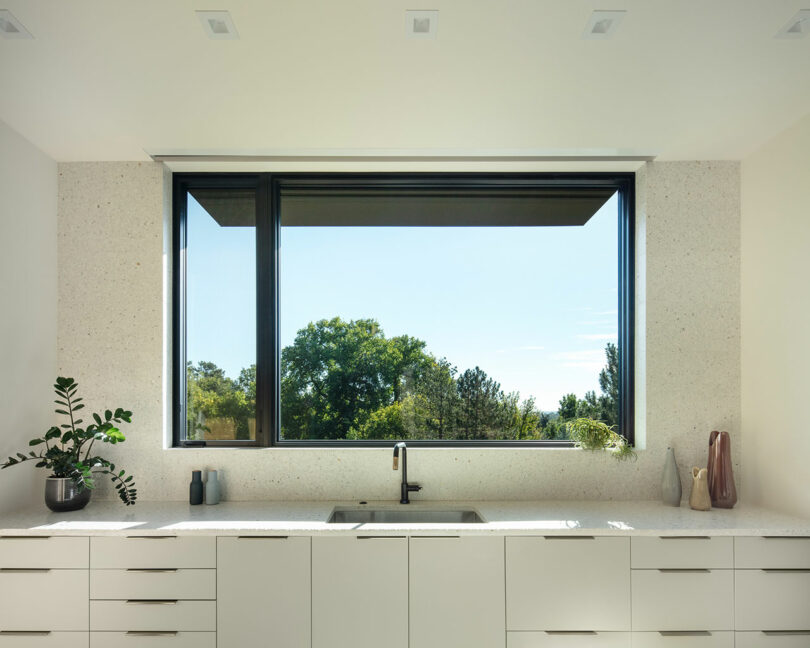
[0,120,57,514]
[741,112,810,518]
[56,161,741,503]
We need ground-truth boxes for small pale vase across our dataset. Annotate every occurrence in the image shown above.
[662,447,682,507]
[689,466,712,511]
[205,470,220,505]
[708,431,737,508]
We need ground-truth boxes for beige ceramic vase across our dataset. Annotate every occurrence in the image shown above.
[689,466,712,511]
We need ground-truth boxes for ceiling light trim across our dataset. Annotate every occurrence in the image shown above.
[196,10,239,40]
[583,10,626,40]
[0,9,33,39]
[776,9,810,39]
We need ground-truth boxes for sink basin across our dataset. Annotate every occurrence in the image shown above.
[327,508,485,524]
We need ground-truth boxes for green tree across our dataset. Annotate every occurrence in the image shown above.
[456,366,504,439]
[186,361,254,440]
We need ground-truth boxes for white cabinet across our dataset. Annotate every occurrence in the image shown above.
[631,570,733,631]
[630,537,732,569]
[0,633,89,648]
[506,536,630,632]
[90,536,215,569]
[735,632,810,647]
[90,601,216,632]
[0,569,89,632]
[90,632,215,648]
[91,568,215,600]
[312,536,408,648]
[0,536,88,568]
[734,537,810,569]
[735,570,810,631]
[631,632,733,647]
[217,536,311,648]
[508,632,630,647]
[409,536,505,648]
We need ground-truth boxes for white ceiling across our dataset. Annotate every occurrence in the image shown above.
[1,0,808,162]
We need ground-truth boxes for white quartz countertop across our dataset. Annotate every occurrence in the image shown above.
[1,500,809,536]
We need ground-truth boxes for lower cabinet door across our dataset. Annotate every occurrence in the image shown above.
[89,632,215,648]
[631,632,734,647]
[0,570,89,631]
[506,537,630,631]
[312,536,408,648]
[0,632,88,648]
[735,632,810,647]
[409,536,505,648]
[507,632,630,647]
[631,570,733,631]
[217,536,311,648]
[735,570,810,631]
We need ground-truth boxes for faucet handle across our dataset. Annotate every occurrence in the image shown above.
[393,456,399,470]
[408,483,422,492]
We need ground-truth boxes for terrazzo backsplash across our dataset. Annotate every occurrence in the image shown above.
[56,161,741,502]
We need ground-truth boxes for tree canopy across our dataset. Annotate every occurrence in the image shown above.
[186,317,620,442]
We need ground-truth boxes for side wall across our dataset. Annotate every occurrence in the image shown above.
[56,161,740,502]
[741,113,810,518]
[0,120,58,514]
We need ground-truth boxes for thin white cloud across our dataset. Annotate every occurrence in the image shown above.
[578,333,618,341]
[594,309,618,315]
[554,349,605,371]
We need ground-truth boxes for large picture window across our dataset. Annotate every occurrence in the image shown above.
[173,174,634,447]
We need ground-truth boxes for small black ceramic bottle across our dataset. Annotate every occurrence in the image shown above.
[189,470,203,505]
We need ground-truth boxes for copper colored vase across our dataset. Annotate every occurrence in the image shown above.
[707,430,737,508]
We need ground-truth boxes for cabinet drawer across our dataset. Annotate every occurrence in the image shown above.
[506,537,630,631]
[0,632,88,647]
[507,632,630,647]
[631,537,732,569]
[735,632,810,647]
[735,537,810,569]
[0,570,89,631]
[631,632,733,647]
[89,601,216,632]
[91,569,215,600]
[90,632,216,648]
[735,570,810,630]
[0,536,88,568]
[90,537,215,569]
[631,570,733,631]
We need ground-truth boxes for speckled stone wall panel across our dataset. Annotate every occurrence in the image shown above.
[56,161,741,503]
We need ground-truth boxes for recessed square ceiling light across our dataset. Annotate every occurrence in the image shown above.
[196,10,239,40]
[776,9,810,39]
[406,10,438,39]
[583,10,626,39]
[0,9,33,39]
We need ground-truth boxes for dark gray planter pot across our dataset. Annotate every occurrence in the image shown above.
[45,477,91,512]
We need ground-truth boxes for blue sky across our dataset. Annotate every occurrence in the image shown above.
[187,193,618,411]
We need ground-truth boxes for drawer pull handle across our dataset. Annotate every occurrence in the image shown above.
[237,536,289,540]
[126,568,179,573]
[126,536,177,540]
[126,631,179,636]
[659,536,710,540]
[356,536,406,540]
[412,536,461,539]
[0,536,50,540]
[763,631,810,635]
[0,568,51,573]
[544,631,597,635]
[659,631,711,636]
[657,569,711,573]
[0,631,51,636]
[762,536,810,539]
[126,600,179,605]
[543,536,595,540]
[762,569,810,573]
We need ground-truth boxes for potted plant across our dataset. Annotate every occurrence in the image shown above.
[567,417,636,461]
[1,377,137,511]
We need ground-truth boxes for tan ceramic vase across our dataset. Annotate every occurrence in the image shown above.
[707,430,737,508]
[689,467,711,511]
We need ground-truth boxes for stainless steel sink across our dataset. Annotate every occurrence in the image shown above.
[327,507,485,524]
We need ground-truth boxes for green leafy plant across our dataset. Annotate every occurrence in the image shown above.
[1,377,137,505]
[567,417,636,461]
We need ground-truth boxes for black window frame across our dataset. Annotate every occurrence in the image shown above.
[173,172,635,448]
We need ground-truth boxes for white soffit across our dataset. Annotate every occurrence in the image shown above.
[1,1,809,161]
[0,9,33,39]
